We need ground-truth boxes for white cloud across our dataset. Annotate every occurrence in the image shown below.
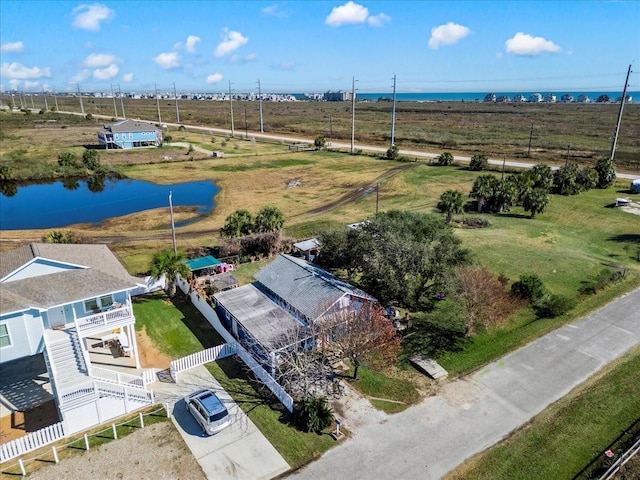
[24,80,40,90]
[505,32,560,56]
[428,22,471,49]
[214,29,249,57]
[262,4,288,18]
[367,13,390,27]
[325,2,390,28]
[93,64,119,80]
[326,1,368,26]
[72,4,115,31]
[185,35,201,53]
[278,61,296,71]
[206,73,223,84]
[230,53,258,64]
[1,41,24,53]
[1,62,51,79]
[84,53,118,68]
[71,69,90,83]
[154,51,181,69]
[122,73,134,82]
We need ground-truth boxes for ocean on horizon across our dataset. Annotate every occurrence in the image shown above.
[350,91,639,103]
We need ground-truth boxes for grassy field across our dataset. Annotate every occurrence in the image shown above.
[2,95,639,170]
[446,346,640,480]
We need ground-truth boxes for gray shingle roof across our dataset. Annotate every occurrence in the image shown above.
[98,119,159,134]
[0,243,139,314]
[254,254,374,321]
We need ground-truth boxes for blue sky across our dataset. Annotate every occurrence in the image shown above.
[1,1,638,94]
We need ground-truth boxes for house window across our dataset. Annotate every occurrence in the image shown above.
[84,298,99,312]
[129,133,133,139]
[0,324,11,348]
[84,294,114,313]
[100,295,114,308]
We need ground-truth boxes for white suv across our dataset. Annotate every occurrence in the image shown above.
[184,389,231,435]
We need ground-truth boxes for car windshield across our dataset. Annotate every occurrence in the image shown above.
[209,410,228,422]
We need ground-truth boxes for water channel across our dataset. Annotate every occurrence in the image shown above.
[0,177,219,230]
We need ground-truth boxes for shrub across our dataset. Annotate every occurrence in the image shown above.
[469,152,488,171]
[385,145,399,160]
[579,268,627,295]
[294,396,333,433]
[82,149,101,170]
[532,294,575,318]
[42,230,80,244]
[436,152,454,166]
[0,164,14,181]
[57,152,78,167]
[511,274,546,302]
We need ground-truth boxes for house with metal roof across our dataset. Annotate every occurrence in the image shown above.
[97,119,162,149]
[0,243,154,435]
[212,254,375,372]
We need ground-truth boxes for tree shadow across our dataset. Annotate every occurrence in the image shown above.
[169,293,226,348]
[497,212,531,219]
[608,234,640,243]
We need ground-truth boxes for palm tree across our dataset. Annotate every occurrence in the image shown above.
[149,248,190,297]
[220,209,253,238]
[523,188,550,218]
[436,152,453,166]
[470,175,498,212]
[253,206,285,233]
[437,189,465,223]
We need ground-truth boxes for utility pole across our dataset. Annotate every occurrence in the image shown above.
[244,105,248,139]
[118,84,125,118]
[350,76,356,154]
[77,84,85,115]
[328,114,333,146]
[610,64,632,162]
[53,89,59,111]
[565,144,571,166]
[229,80,235,137]
[42,87,49,112]
[376,182,380,214]
[30,91,34,108]
[502,153,506,180]
[527,123,534,157]
[155,83,162,123]
[169,191,177,254]
[257,79,264,133]
[173,81,180,124]
[111,84,118,118]
[390,74,397,147]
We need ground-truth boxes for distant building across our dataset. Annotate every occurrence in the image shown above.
[577,94,591,103]
[513,94,527,103]
[97,119,163,149]
[561,94,574,103]
[483,93,497,103]
[529,93,543,102]
[323,90,353,102]
[543,93,557,103]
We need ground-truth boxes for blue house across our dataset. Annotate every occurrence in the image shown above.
[212,254,375,372]
[97,119,163,149]
[0,243,154,435]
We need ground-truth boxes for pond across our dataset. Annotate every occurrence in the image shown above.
[0,177,220,230]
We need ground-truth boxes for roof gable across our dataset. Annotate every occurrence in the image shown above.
[2,258,82,283]
[254,254,373,321]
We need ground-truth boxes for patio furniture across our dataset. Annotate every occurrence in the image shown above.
[117,332,131,357]
[101,332,120,348]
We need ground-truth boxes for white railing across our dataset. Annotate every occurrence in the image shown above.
[170,344,236,382]
[58,379,97,406]
[141,368,157,386]
[235,347,294,413]
[95,380,154,406]
[599,438,640,480]
[0,422,65,463]
[75,306,133,335]
[91,366,147,389]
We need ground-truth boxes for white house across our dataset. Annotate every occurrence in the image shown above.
[0,243,154,434]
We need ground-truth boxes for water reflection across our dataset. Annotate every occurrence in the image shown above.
[0,177,219,230]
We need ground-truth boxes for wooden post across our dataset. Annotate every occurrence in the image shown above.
[18,458,26,476]
[166,402,171,418]
[139,412,145,428]
[52,445,59,464]
[112,423,118,439]
[84,434,90,450]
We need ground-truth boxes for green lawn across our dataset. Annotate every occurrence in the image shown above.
[446,346,640,480]
[346,366,420,414]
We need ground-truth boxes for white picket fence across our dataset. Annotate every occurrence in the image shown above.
[0,422,65,463]
[91,366,156,389]
[176,276,295,413]
[169,343,236,382]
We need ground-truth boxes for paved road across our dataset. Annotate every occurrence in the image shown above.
[58,111,640,180]
[153,365,289,480]
[288,288,640,480]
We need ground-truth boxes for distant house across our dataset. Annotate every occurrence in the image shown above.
[0,243,153,434]
[561,94,574,103]
[97,119,163,149]
[212,254,375,372]
[577,95,591,103]
[543,93,557,103]
[529,93,543,102]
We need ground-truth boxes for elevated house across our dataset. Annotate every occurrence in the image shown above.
[97,119,162,149]
[0,243,154,434]
[212,254,375,372]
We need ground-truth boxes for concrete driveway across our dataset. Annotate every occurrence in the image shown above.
[153,365,289,480]
[288,288,640,479]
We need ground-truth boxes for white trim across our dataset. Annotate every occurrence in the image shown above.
[0,322,12,349]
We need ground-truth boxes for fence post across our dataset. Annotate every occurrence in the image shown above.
[52,445,59,464]
[139,412,144,428]
[84,434,90,451]
[112,424,118,440]
[165,402,171,418]
[18,458,26,476]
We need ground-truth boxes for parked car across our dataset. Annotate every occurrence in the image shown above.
[184,389,231,435]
